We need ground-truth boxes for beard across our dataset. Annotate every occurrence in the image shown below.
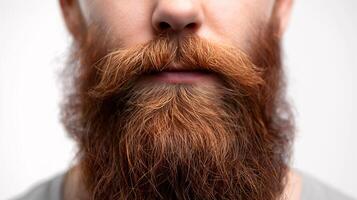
[61,18,294,200]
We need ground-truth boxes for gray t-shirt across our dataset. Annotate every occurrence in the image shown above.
[13,171,355,200]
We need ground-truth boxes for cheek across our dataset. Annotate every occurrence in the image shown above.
[203,0,275,51]
[79,0,155,47]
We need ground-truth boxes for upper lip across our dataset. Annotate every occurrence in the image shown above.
[164,62,187,72]
[147,62,210,74]
[163,62,207,73]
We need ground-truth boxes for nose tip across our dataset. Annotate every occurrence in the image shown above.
[152,0,203,34]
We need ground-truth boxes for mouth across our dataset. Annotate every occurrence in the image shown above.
[144,64,216,84]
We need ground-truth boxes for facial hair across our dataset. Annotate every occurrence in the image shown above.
[61,19,294,200]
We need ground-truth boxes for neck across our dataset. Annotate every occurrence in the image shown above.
[63,165,89,200]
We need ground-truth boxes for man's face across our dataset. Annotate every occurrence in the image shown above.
[60,0,293,199]
[78,0,275,48]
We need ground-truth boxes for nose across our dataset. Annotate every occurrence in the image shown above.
[152,0,203,34]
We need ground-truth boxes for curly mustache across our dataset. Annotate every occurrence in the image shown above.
[89,34,264,98]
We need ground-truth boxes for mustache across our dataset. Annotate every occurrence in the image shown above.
[89,34,264,98]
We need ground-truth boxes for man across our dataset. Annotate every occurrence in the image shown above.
[15,0,354,199]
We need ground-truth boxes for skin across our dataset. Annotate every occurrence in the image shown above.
[60,0,292,49]
[60,0,293,82]
[59,0,300,199]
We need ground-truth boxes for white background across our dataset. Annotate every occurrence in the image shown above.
[0,0,356,199]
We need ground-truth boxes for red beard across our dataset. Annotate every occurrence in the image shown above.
[61,19,294,200]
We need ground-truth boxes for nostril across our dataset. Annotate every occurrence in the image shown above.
[186,23,197,30]
[158,22,171,30]
[152,1,203,33]
[157,22,198,32]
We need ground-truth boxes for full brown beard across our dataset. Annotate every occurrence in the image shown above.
[61,18,294,200]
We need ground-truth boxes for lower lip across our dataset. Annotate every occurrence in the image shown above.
[147,71,215,84]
